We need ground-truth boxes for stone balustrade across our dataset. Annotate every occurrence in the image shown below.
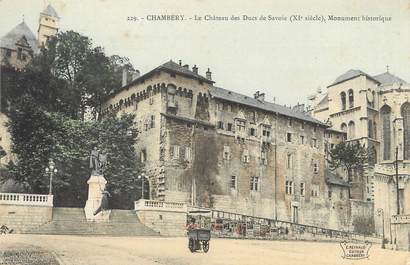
[134,199,187,213]
[391,214,410,224]
[0,193,53,207]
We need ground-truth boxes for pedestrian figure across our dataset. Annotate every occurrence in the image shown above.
[93,190,111,216]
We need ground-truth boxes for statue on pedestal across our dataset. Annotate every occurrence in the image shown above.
[84,147,110,222]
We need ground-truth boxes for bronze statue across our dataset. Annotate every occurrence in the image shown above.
[90,147,107,175]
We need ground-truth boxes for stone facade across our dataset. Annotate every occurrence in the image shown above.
[102,60,359,230]
[309,69,410,240]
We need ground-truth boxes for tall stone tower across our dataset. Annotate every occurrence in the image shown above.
[37,4,59,47]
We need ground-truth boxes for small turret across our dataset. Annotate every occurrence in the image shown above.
[37,4,59,47]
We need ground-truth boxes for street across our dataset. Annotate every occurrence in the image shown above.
[0,235,409,265]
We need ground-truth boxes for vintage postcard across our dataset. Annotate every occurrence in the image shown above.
[0,0,409,264]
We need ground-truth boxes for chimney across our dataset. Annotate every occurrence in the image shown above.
[122,67,128,87]
[254,91,265,102]
[183,64,189,69]
[192,65,198,74]
[131,69,140,81]
[206,68,212,80]
[179,60,182,66]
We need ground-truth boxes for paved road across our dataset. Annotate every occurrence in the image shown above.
[1,234,409,265]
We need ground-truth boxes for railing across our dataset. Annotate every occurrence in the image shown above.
[391,214,410,224]
[0,193,53,207]
[134,199,187,213]
[188,206,381,243]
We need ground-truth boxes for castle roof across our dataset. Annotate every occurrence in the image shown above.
[0,21,38,52]
[373,72,407,85]
[328,69,380,87]
[159,60,213,84]
[41,4,59,18]
[210,86,326,126]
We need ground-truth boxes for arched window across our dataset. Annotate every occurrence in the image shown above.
[381,105,392,160]
[340,92,346,110]
[348,121,355,140]
[348,89,354,108]
[402,103,410,160]
[341,123,347,133]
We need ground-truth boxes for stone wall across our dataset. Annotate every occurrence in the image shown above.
[136,210,186,236]
[0,204,53,233]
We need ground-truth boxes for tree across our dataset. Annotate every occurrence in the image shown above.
[328,141,368,198]
[7,30,134,120]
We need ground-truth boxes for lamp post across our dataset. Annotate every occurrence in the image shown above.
[137,173,145,200]
[45,159,58,195]
[377,208,385,249]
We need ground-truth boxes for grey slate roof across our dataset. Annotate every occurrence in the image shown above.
[209,86,326,126]
[325,169,350,187]
[329,69,379,87]
[373,72,407,85]
[0,21,38,52]
[158,60,213,84]
[41,4,59,18]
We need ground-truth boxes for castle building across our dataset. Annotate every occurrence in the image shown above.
[309,68,410,241]
[0,4,59,165]
[101,60,374,231]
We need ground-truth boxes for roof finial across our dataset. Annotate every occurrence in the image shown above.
[386,65,390,73]
[22,14,25,22]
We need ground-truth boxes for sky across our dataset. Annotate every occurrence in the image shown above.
[0,0,409,107]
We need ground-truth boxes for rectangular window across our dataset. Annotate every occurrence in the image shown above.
[261,150,267,165]
[300,135,305,144]
[285,180,293,195]
[328,190,332,199]
[250,128,256,136]
[17,48,22,60]
[150,115,155,128]
[227,104,232,112]
[223,146,231,160]
[218,103,223,111]
[217,121,224,129]
[185,147,191,161]
[242,149,250,163]
[172,145,180,159]
[286,133,292,142]
[312,138,317,148]
[311,184,319,197]
[313,162,319,173]
[250,176,259,191]
[227,123,233,132]
[287,154,292,169]
[288,119,292,127]
[5,50,11,57]
[300,183,305,196]
[301,123,305,130]
[230,176,237,189]
[236,120,246,131]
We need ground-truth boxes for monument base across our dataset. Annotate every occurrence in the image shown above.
[84,175,111,222]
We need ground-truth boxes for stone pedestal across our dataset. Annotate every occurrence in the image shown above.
[84,175,111,222]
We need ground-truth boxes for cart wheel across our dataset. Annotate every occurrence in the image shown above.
[188,239,196,253]
[202,241,209,253]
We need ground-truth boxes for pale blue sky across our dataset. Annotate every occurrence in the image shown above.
[1,0,409,107]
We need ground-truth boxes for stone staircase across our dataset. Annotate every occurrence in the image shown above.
[24,207,159,236]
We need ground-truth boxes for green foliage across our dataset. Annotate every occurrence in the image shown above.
[352,216,375,235]
[5,98,141,207]
[8,30,133,120]
[328,141,368,173]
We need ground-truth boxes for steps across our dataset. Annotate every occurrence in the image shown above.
[24,207,158,236]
